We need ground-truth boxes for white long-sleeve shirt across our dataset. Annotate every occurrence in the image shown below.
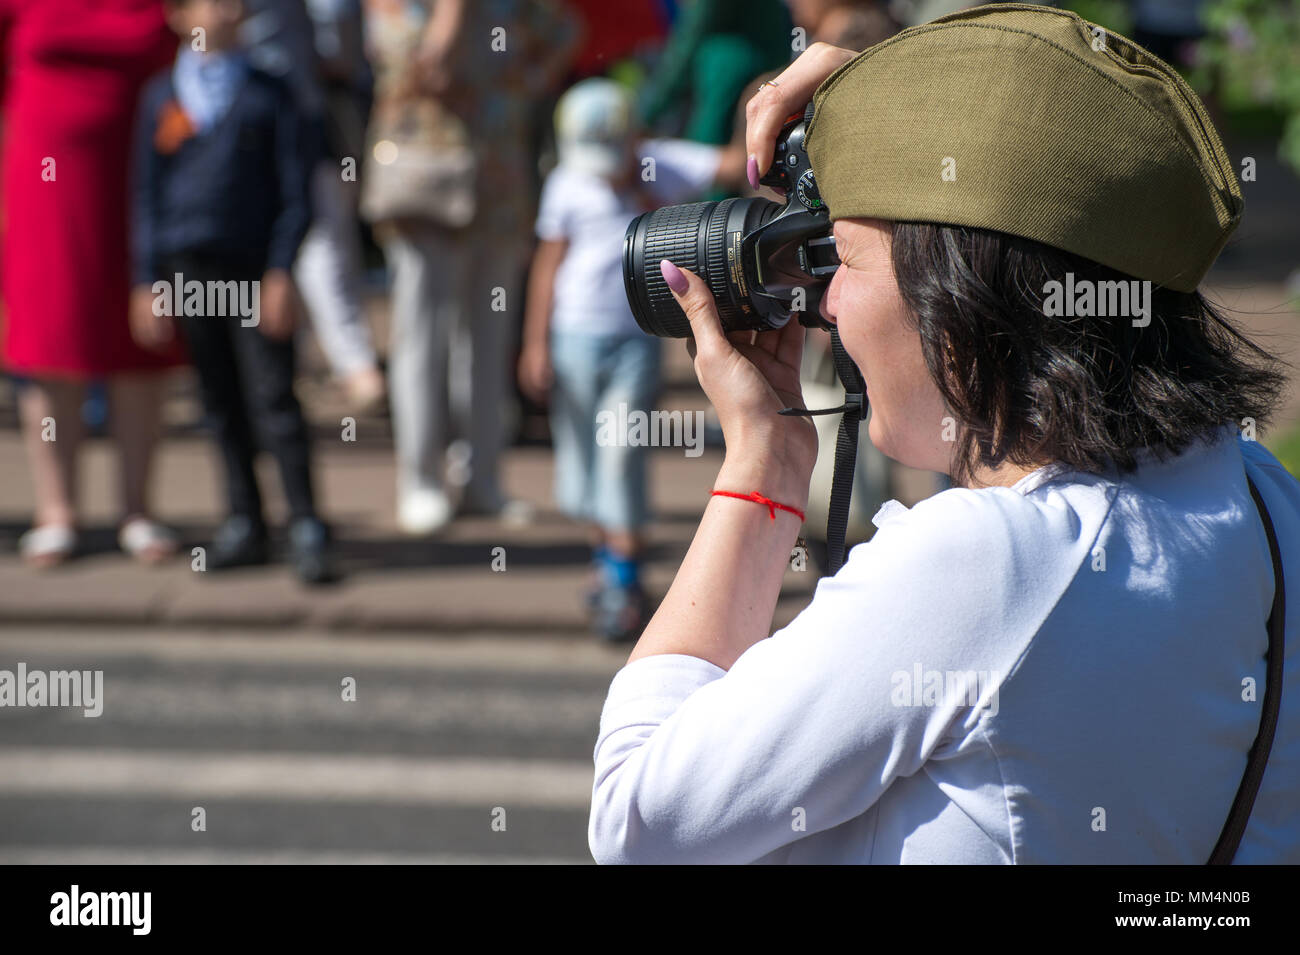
[589,429,1300,863]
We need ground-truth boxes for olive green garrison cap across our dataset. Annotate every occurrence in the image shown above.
[804,2,1242,292]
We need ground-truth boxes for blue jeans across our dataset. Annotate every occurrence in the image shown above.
[549,331,662,532]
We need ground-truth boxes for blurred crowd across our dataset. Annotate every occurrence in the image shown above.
[0,0,1240,639]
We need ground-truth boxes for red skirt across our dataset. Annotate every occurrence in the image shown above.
[0,0,186,378]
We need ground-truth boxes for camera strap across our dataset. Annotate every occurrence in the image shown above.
[1209,475,1285,864]
[823,331,869,575]
[780,329,868,575]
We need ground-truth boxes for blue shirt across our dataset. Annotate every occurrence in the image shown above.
[589,429,1300,863]
[173,47,248,133]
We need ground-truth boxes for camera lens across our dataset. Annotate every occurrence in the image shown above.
[623,197,779,338]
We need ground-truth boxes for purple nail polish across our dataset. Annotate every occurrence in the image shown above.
[746,154,760,190]
[660,259,689,295]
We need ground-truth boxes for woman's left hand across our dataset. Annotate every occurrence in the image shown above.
[661,259,817,508]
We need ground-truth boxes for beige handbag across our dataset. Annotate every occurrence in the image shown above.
[359,96,477,229]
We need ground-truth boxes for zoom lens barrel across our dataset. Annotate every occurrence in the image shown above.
[623,197,779,338]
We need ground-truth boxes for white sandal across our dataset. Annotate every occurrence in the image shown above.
[118,517,179,564]
[19,524,78,568]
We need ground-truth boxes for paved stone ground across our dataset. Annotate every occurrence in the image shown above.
[0,626,616,863]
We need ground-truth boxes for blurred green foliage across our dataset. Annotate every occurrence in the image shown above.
[1060,0,1134,34]
[1266,422,1300,479]
[1188,0,1300,173]
[1055,1,1297,168]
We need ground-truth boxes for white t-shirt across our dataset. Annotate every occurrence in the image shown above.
[535,138,723,337]
[589,430,1300,863]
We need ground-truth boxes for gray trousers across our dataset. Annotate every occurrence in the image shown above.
[383,221,526,503]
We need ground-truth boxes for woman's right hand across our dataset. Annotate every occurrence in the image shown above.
[412,36,456,97]
[744,42,857,185]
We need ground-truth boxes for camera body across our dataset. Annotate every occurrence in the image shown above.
[622,106,839,338]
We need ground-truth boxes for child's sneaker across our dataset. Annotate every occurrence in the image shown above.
[582,551,606,617]
[583,579,603,616]
[593,583,650,643]
[581,547,608,618]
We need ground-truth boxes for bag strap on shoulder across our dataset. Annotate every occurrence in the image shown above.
[1208,475,1286,864]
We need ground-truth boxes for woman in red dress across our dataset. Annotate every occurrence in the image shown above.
[0,0,182,566]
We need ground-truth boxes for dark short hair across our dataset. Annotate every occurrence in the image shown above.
[888,221,1288,487]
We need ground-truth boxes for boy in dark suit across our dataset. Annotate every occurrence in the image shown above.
[130,0,333,584]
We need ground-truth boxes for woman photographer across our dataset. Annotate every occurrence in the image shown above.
[588,5,1299,864]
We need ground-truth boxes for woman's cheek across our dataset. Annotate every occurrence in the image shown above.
[863,370,899,457]
[821,265,843,323]
[866,407,888,456]
[861,359,933,467]
[834,277,876,375]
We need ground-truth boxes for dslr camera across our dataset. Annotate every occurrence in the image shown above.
[622,105,840,338]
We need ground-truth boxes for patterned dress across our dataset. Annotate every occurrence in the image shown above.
[362,0,578,240]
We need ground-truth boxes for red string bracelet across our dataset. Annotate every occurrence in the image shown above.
[710,489,805,522]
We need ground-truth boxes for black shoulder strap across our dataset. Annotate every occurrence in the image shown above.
[1208,476,1286,864]
[823,332,868,575]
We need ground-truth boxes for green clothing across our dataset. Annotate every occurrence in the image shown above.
[640,0,792,144]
